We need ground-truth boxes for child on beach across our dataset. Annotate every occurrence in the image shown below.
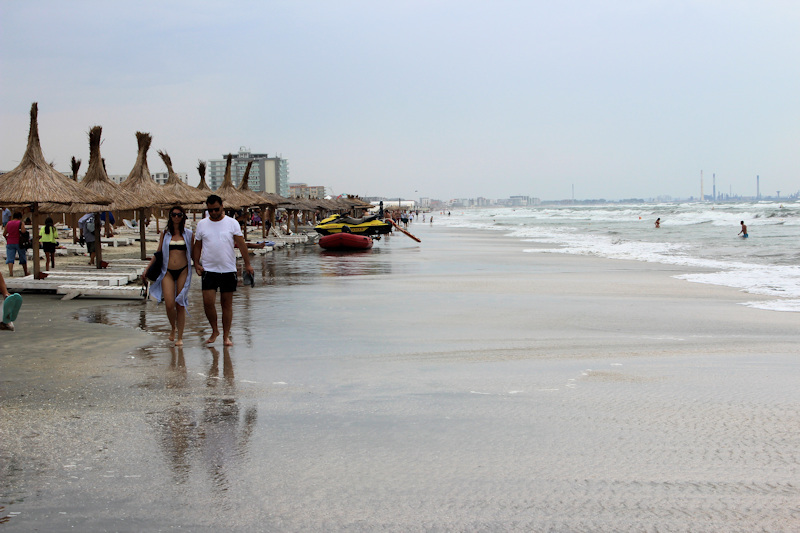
[39,217,57,271]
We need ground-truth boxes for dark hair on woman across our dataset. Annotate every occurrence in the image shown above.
[167,205,186,236]
[44,216,54,235]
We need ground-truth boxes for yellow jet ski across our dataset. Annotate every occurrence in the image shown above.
[314,214,392,236]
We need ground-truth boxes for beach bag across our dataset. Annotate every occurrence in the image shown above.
[145,250,163,281]
[18,229,31,249]
[85,218,95,234]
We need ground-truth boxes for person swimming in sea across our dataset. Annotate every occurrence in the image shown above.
[655,217,660,228]
[738,221,748,238]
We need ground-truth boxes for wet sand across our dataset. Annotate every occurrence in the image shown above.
[1,222,799,531]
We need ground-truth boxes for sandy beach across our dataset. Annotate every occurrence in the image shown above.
[1,222,799,531]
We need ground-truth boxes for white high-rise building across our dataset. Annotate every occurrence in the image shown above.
[207,147,289,196]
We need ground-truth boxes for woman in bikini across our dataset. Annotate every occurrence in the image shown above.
[148,205,193,345]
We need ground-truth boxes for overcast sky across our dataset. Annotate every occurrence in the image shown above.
[2,1,799,201]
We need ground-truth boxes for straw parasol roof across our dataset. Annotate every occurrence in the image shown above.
[81,127,131,204]
[238,160,274,206]
[117,132,178,209]
[0,103,109,207]
[278,196,317,211]
[42,126,139,214]
[71,156,81,181]
[213,154,259,209]
[156,150,209,206]
[196,161,211,191]
[260,191,286,205]
[342,195,373,209]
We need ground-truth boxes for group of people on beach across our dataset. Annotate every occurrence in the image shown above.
[146,194,254,346]
[0,195,255,339]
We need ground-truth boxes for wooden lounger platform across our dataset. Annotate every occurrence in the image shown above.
[59,243,111,255]
[6,273,147,300]
[5,277,96,292]
[100,237,134,247]
[59,267,143,282]
[38,273,132,286]
[57,284,147,300]
[106,259,151,265]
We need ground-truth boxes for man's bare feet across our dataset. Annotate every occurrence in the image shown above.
[206,332,219,344]
[175,339,183,346]
[223,336,234,346]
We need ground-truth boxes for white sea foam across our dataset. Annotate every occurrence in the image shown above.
[437,203,800,312]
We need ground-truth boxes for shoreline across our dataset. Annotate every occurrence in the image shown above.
[2,222,798,531]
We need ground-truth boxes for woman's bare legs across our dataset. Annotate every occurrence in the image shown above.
[174,268,188,346]
[161,273,178,341]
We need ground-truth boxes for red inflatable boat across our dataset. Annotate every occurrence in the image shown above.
[319,232,373,250]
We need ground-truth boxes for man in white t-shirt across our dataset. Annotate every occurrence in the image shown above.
[192,195,254,345]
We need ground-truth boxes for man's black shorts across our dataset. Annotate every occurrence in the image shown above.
[201,271,237,293]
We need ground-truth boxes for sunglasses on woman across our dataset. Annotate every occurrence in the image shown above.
[170,212,184,218]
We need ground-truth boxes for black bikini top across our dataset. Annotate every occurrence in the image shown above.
[169,240,187,251]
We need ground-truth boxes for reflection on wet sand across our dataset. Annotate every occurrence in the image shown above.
[153,346,257,493]
[167,345,187,389]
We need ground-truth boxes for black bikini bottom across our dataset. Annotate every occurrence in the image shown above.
[167,265,188,280]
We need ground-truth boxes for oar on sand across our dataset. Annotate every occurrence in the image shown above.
[388,220,421,242]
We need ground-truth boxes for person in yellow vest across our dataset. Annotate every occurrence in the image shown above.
[39,217,58,271]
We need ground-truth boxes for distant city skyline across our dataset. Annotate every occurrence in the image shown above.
[2,2,799,202]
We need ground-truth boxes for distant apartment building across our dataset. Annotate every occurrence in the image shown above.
[289,183,325,199]
[508,195,540,206]
[151,172,188,185]
[106,173,188,186]
[207,147,289,196]
[451,198,473,208]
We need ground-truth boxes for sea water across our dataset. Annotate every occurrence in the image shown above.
[436,201,800,312]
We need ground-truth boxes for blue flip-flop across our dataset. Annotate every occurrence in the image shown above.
[2,293,22,324]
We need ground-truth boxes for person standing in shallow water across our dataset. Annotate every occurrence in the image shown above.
[149,205,193,346]
[655,217,660,228]
[738,221,748,238]
[192,195,254,346]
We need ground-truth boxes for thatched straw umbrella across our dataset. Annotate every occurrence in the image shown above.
[278,197,316,234]
[79,127,140,209]
[238,161,273,206]
[156,150,209,206]
[118,132,178,259]
[68,156,82,240]
[214,154,259,209]
[0,103,110,277]
[70,156,81,181]
[64,126,139,267]
[255,192,285,235]
[189,161,211,222]
[196,161,211,192]
[42,127,142,244]
[236,160,276,238]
